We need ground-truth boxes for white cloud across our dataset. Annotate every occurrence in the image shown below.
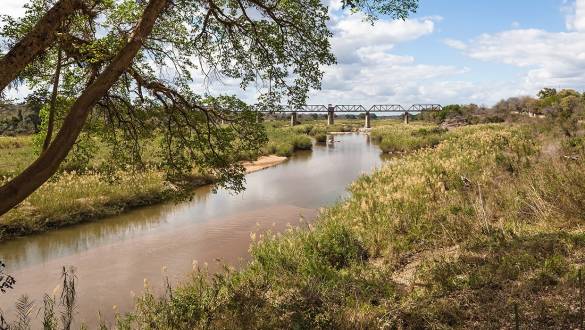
[443,38,467,50]
[2,1,27,19]
[444,1,585,100]
[330,13,435,64]
[567,0,585,31]
[308,11,472,105]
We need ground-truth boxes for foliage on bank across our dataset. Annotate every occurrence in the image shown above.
[101,121,585,329]
[4,118,585,328]
[370,123,448,153]
[0,123,317,241]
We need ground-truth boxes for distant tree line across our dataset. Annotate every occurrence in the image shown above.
[421,88,585,135]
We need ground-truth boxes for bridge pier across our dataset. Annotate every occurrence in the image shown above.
[290,111,298,126]
[364,111,371,129]
[327,104,335,126]
[403,111,410,124]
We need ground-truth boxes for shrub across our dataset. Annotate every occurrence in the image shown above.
[314,133,327,143]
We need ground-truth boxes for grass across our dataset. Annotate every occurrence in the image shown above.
[370,122,449,153]
[0,135,36,178]
[0,121,321,241]
[4,120,585,328]
[262,125,313,157]
[0,168,212,239]
[101,121,585,329]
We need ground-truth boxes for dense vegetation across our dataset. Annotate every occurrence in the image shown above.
[370,123,448,153]
[7,108,585,328]
[421,87,585,130]
[106,118,585,329]
[0,103,39,135]
[0,122,327,240]
[4,87,585,328]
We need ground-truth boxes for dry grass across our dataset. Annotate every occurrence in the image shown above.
[112,122,585,329]
[5,121,585,328]
[0,121,321,240]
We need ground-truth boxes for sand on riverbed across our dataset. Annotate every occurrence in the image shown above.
[243,155,287,173]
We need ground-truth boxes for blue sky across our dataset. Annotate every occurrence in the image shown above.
[3,0,584,106]
[403,1,567,84]
[303,0,585,106]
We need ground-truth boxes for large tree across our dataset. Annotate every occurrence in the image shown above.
[0,0,418,216]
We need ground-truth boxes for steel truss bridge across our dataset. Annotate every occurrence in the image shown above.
[254,104,442,113]
[251,104,442,127]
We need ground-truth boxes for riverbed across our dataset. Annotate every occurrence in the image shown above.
[0,133,384,326]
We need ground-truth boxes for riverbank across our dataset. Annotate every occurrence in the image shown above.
[243,155,288,173]
[0,155,289,242]
[0,132,384,328]
[107,121,585,329]
[0,124,316,242]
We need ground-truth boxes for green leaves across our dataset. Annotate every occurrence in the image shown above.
[1,0,419,193]
[341,0,418,21]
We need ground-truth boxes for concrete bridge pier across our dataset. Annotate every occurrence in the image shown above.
[327,104,335,126]
[364,111,371,129]
[290,111,298,126]
[403,111,410,124]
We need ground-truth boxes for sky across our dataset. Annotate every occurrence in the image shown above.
[2,0,584,106]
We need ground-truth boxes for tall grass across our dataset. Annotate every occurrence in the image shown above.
[103,122,585,328]
[0,168,204,240]
[262,126,313,157]
[370,123,448,153]
[5,122,585,328]
[0,122,320,240]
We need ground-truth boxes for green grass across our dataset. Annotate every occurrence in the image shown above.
[0,121,322,240]
[0,135,36,177]
[262,125,314,157]
[370,122,449,153]
[110,122,585,329]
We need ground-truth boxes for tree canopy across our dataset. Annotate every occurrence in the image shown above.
[0,0,418,216]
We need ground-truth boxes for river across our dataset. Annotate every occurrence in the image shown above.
[0,133,385,326]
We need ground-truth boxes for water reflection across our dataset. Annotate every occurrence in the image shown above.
[0,133,386,325]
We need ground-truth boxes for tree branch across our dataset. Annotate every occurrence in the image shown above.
[0,0,88,92]
[0,0,170,216]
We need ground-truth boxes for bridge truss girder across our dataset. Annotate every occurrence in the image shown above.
[368,104,404,112]
[252,104,442,113]
[292,105,329,112]
[334,105,367,112]
[408,104,443,112]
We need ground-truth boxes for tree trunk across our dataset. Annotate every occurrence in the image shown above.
[43,48,63,151]
[0,0,86,92]
[0,0,170,217]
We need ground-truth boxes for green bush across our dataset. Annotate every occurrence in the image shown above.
[307,222,369,269]
[262,126,314,156]
[371,123,448,153]
[314,133,327,143]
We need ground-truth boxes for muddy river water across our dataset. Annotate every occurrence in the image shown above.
[0,133,385,326]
